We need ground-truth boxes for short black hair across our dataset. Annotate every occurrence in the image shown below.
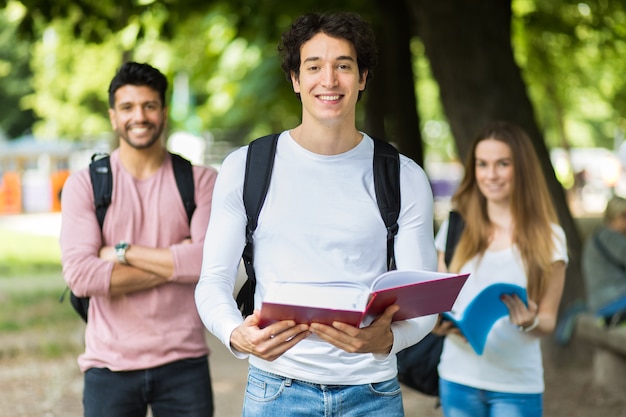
[108,62,168,109]
[278,11,377,91]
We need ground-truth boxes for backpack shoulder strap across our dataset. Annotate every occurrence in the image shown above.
[243,134,280,232]
[89,153,112,230]
[444,210,465,268]
[237,133,280,316]
[372,137,401,271]
[170,152,196,225]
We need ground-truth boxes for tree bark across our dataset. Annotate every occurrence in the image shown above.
[410,0,584,310]
[365,1,423,166]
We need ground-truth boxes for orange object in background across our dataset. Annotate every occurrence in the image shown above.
[0,171,22,214]
[51,169,70,212]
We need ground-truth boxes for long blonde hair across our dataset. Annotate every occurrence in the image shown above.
[449,121,559,301]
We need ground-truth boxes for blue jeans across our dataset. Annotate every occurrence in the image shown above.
[243,365,404,417]
[439,378,542,417]
[83,356,214,417]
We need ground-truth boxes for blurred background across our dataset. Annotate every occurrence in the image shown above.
[1,0,625,221]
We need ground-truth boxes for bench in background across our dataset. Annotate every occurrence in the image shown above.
[574,313,626,396]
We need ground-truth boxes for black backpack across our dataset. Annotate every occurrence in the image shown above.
[235,134,401,317]
[61,152,196,322]
[396,210,465,399]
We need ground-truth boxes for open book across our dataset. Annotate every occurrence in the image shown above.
[258,270,470,328]
[442,282,527,355]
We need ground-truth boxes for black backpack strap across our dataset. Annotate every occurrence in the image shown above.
[170,152,196,225]
[89,153,112,230]
[236,133,280,317]
[372,138,401,271]
[444,210,465,268]
[69,152,112,322]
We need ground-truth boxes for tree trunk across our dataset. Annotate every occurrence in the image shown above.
[365,1,424,166]
[410,0,584,311]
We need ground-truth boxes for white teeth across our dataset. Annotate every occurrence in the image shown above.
[319,95,340,101]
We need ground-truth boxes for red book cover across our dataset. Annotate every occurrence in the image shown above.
[259,270,469,328]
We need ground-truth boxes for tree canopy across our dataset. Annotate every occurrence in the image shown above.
[4,0,623,149]
[0,2,35,138]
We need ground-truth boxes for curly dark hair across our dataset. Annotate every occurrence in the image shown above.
[278,11,377,98]
[108,62,168,109]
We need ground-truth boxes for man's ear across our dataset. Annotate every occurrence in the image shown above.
[359,70,368,91]
[290,71,300,93]
[108,108,117,129]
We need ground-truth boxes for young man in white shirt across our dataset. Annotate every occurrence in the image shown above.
[195,12,436,417]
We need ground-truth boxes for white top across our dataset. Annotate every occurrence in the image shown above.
[435,219,568,393]
[195,131,438,385]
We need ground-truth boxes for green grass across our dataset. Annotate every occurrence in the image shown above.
[0,229,62,276]
[0,275,75,329]
[0,227,82,358]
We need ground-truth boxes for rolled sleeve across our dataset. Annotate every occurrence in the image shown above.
[168,165,217,284]
[59,170,114,297]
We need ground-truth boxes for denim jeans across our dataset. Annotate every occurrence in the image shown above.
[439,378,542,417]
[83,356,214,417]
[242,365,404,417]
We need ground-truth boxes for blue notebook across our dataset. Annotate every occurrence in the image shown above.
[442,283,527,355]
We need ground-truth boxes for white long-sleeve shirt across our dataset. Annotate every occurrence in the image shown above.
[195,131,437,385]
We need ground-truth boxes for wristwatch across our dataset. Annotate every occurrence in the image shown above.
[115,241,130,265]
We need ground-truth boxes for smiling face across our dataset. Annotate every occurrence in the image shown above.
[474,138,514,205]
[291,33,367,128]
[108,85,167,150]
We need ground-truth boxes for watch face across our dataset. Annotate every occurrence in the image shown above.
[115,242,129,264]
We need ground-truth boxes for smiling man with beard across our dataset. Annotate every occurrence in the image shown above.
[60,62,218,417]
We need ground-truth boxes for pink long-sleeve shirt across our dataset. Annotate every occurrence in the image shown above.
[60,149,217,372]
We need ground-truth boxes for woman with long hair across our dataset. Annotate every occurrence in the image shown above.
[433,121,568,417]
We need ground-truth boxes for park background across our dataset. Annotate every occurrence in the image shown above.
[1,0,626,415]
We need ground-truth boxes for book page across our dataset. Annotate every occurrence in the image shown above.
[370,269,461,292]
[263,281,371,311]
